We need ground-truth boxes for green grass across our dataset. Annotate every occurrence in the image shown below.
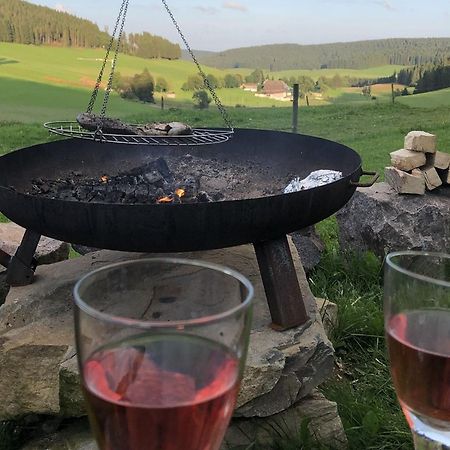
[0,43,278,108]
[397,88,450,108]
[311,219,413,450]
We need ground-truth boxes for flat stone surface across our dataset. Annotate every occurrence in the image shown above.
[337,182,450,258]
[0,222,70,265]
[0,241,334,420]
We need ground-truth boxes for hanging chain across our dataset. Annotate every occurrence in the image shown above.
[86,0,128,114]
[161,0,234,131]
[100,0,129,117]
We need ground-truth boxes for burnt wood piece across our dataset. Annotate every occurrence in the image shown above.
[6,230,40,286]
[254,236,309,330]
[77,113,193,136]
[77,113,137,135]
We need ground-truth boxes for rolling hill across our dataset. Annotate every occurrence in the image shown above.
[199,38,450,71]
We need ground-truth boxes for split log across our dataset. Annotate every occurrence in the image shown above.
[384,166,425,195]
[404,131,436,154]
[435,151,450,170]
[390,149,426,172]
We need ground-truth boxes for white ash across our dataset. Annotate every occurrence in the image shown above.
[284,170,343,193]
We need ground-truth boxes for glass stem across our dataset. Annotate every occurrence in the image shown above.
[413,431,450,450]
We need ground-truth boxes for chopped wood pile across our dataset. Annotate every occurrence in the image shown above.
[385,131,450,195]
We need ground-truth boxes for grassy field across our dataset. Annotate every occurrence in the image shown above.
[397,87,450,108]
[0,43,406,112]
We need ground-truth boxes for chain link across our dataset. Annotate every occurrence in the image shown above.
[161,0,234,131]
[86,0,128,114]
[101,0,129,117]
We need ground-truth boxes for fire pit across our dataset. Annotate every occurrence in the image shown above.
[0,128,377,329]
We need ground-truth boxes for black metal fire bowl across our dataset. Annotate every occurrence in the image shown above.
[0,128,374,253]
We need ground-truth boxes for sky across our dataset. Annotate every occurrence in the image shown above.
[28,0,450,51]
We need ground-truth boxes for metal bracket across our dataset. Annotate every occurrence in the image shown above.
[4,230,41,286]
[254,236,309,331]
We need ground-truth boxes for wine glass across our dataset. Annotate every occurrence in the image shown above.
[73,257,254,450]
[384,251,450,449]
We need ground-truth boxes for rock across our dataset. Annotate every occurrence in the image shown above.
[21,418,97,450]
[0,222,70,265]
[224,390,348,450]
[336,182,450,259]
[384,166,425,195]
[316,298,338,337]
[390,149,426,172]
[0,241,334,421]
[291,226,325,273]
[404,131,437,154]
[71,244,99,256]
[435,151,450,170]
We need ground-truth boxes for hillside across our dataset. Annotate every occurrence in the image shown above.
[199,38,450,70]
[0,0,181,60]
[0,0,109,47]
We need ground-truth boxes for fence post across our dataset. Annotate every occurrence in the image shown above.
[292,83,299,133]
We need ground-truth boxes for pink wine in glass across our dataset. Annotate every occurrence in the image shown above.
[83,333,240,450]
[387,310,450,425]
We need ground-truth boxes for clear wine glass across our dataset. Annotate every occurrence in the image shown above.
[73,257,254,450]
[384,251,450,449]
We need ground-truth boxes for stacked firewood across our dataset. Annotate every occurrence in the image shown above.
[385,131,450,195]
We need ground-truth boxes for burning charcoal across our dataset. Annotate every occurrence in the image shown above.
[212,192,225,202]
[134,185,150,203]
[181,176,199,199]
[196,191,213,203]
[143,171,163,185]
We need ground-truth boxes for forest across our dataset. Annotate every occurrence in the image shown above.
[0,0,181,60]
[200,39,450,71]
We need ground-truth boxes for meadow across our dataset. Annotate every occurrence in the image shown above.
[1,42,450,450]
[0,43,408,113]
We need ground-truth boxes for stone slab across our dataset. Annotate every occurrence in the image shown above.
[0,222,70,265]
[336,182,450,258]
[0,241,334,420]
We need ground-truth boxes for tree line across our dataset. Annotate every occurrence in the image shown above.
[0,0,181,60]
[199,39,450,71]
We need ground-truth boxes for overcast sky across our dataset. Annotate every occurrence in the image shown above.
[28,0,450,51]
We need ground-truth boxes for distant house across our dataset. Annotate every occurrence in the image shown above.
[258,80,292,101]
[241,83,258,92]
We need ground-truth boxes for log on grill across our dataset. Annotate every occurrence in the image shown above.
[76,113,193,136]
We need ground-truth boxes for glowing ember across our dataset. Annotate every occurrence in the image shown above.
[100,175,109,184]
[175,188,185,198]
[157,196,174,204]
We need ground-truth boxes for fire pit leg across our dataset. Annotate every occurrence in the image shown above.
[254,236,309,331]
[6,230,40,286]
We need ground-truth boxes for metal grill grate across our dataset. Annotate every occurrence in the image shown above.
[44,121,233,146]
